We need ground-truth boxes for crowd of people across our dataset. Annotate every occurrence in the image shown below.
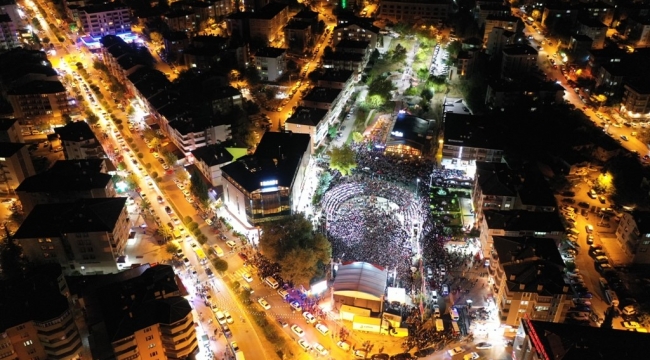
[353,144,435,188]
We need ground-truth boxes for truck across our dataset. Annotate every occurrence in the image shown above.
[194,248,208,265]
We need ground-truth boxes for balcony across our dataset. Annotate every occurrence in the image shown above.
[112,336,136,354]
[159,315,193,337]
[163,335,198,359]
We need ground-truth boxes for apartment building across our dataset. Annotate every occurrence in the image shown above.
[54,121,105,160]
[284,20,312,52]
[0,13,18,50]
[621,80,650,116]
[0,264,83,360]
[222,132,310,224]
[615,211,650,264]
[333,22,380,49]
[486,77,565,110]
[7,80,70,121]
[163,10,196,33]
[16,159,115,214]
[501,45,538,80]
[254,47,286,82]
[0,0,25,30]
[483,15,521,45]
[71,265,198,360]
[472,162,518,220]
[285,107,329,153]
[441,113,504,171]
[167,118,232,155]
[475,3,510,29]
[451,49,477,79]
[0,142,35,194]
[317,69,355,90]
[378,0,452,22]
[249,2,289,44]
[626,15,650,48]
[301,87,343,110]
[479,210,566,259]
[0,118,23,143]
[490,236,573,327]
[191,144,234,187]
[100,35,147,86]
[13,198,130,274]
[78,2,131,38]
[578,17,607,50]
[322,52,367,75]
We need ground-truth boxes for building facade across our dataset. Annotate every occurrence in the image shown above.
[78,3,131,38]
[0,142,35,194]
[615,211,650,264]
[501,45,538,80]
[55,121,105,160]
[284,107,329,153]
[254,47,286,82]
[190,144,234,187]
[621,81,650,117]
[0,13,18,50]
[13,198,131,274]
[378,0,452,21]
[7,80,70,122]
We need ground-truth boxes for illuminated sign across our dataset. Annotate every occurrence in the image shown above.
[260,180,278,187]
[391,131,403,137]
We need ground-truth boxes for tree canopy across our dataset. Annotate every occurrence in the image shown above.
[259,214,331,286]
[328,144,357,176]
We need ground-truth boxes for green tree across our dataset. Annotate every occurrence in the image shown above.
[163,150,178,166]
[417,67,429,82]
[446,41,462,57]
[368,75,396,102]
[259,214,331,286]
[176,168,189,183]
[126,173,139,189]
[190,170,209,201]
[352,131,364,143]
[212,258,229,272]
[421,88,434,101]
[328,144,357,176]
[140,198,151,212]
[158,224,173,240]
[149,31,163,44]
[165,242,179,255]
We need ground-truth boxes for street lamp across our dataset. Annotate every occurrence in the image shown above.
[415,178,420,199]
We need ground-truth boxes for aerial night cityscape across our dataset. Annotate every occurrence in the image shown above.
[3,0,650,359]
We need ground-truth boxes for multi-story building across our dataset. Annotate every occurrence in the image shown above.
[167,117,232,156]
[248,2,289,44]
[0,264,83,360]
[450,49,477,79]
[0,117,23,143]
[621,80,650,117]
[514,319,649,360]
[78,2,131,38]
[100,35,146,88]
[441,113,504,171]
[567,33,595,61]
[13,197,130,274]
[0,0,25,30]
[541,3,576,31]
[190,144,234,187]
[479,210,566,259]
[72,265,199,360]
[486,77,565,110]
[578,17,607,50]
[579,2,615,28]
[301,87,343,110]
[163,10,196,33]
[317,69,355,90]
[626,15,650,48]
[322,51,367,75]
[378,0,452,22]
[472,162,518,220]
[485,27,516,59]
[615,211,650,264]
[254,47,286,82]
[285,107,329,153]
[16,159,115,214]
[501,45,538,80]
[0,142,35,194]
[54,121,105,160]
[284,20,312,53]
[477,5,512,30]
[7,80,70,122]
[0,13,18,50]
[490,236,573,327]
[333,22,380,50]
[221,132,310,224]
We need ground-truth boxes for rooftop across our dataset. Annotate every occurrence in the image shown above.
[336,39,371,50]
[55,121,96,142]
[488,77,565,93]
[516,165,558,208]
[523,320,650,359]
[191,144,234,167]
[475,162,517,197]
[571,33,593,42]
[323,51,365,62]
[388,114,435,151]
[13,198,127,239]
[494,237,569,295]
[255,47,286,58]
[443,113,500,150]
[286,107,328,127]
[579,16,607,28]
[8,80,65,95]
[332,261,387,301]
[0,264,69,332]
[294,9,319,20]
[251,2,287,20]
[319,69,354,84]
[284,20,311,30]
[502,44,537,56]
[0,142,26,157]
[483,210,566,233]
[303,87,342,104]
[221,132,310,193]
[16,160,111,193]
[0,118,17,131]
[80,2,128,14]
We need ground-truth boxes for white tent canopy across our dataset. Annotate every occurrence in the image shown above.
[333,262,388,301]
[386,287,407,304]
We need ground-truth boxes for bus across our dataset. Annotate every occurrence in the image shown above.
[451,321,460,335]
[194,248,208,265]
[435,319,444,332]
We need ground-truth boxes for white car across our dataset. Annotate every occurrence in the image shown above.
[298,339,311,351]
[302,311,316,324]
[291,324,305,337]
[448,347,464,356]
[224,311,233,324]
[315,323,329,335]
[314,343,328,356]
[226,240,237,249]
[242,272,253,283]
[182,189,191,197]
[290,301,302,312]
[257,298,271,310]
